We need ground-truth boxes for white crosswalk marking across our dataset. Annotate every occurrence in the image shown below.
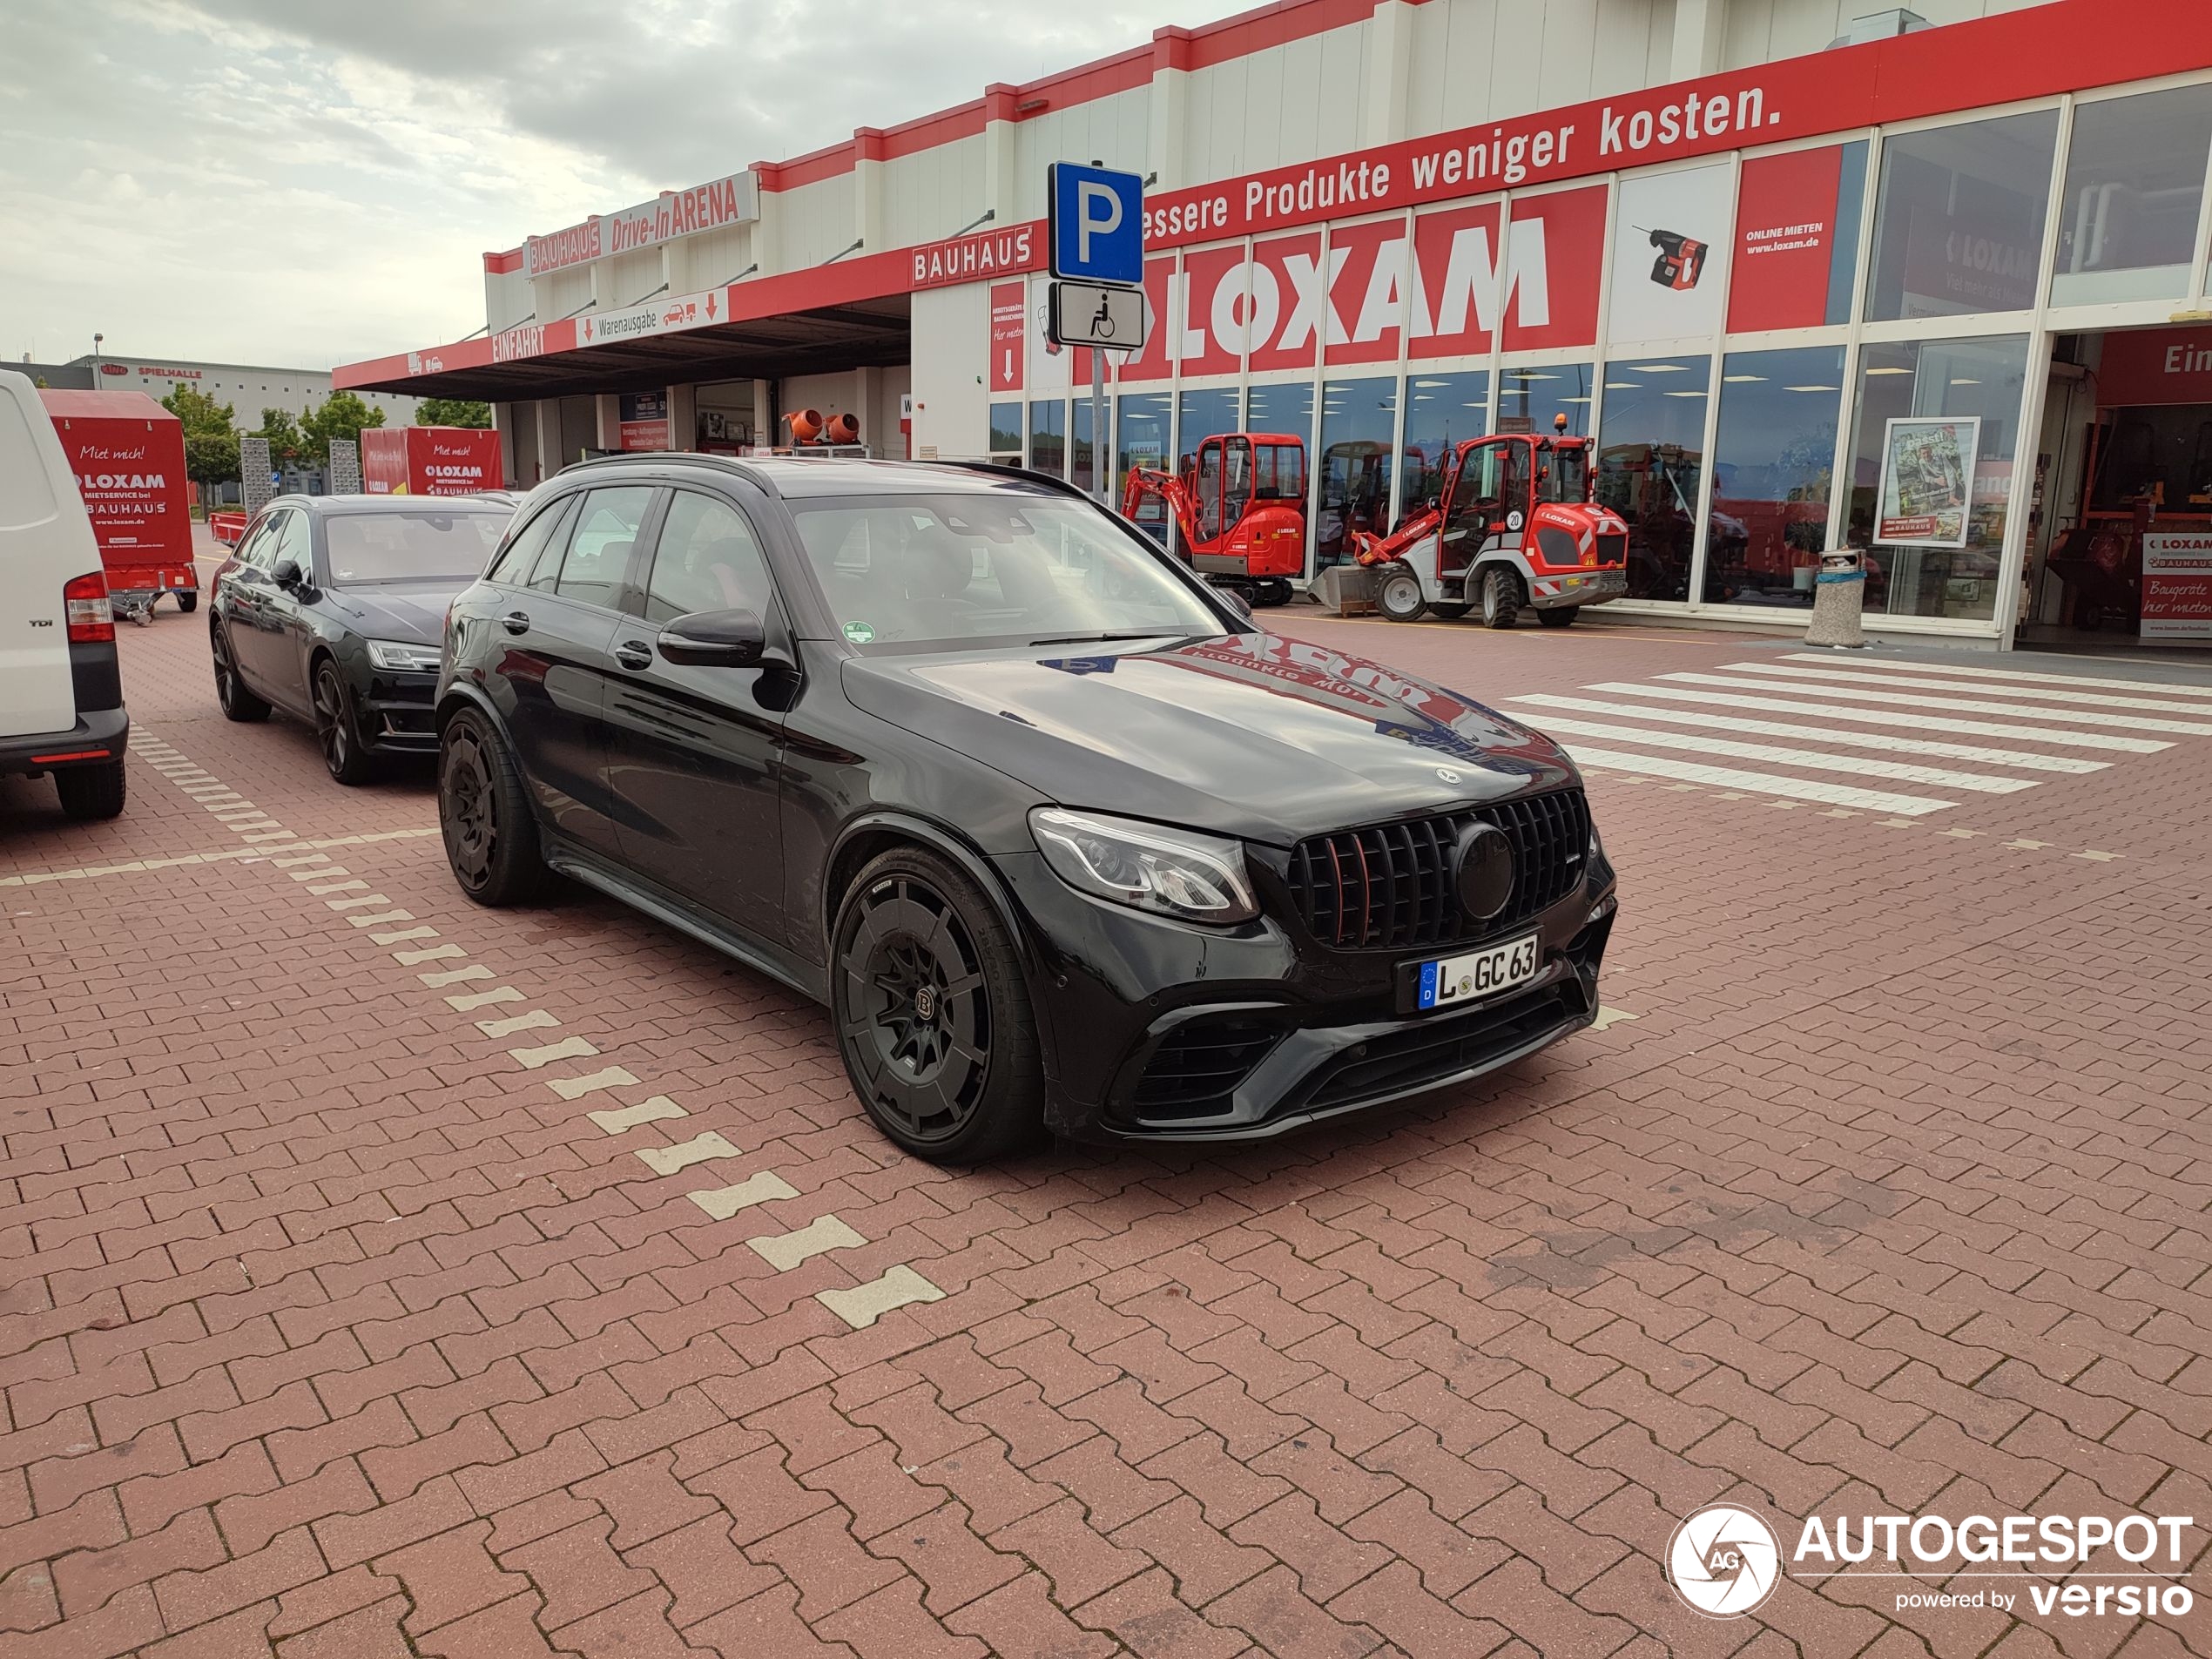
[1780,652,2212,698]
[1718,660,2212,717]
[1652,672,2212,736]
[1520,656,2210,818]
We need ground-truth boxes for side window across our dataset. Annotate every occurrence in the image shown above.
[269,511,313,580]
[233,516,277,568]
[552,487,653,609]
[488,496,571,585]
[1196,442,1224,538]
[643,491,772,624]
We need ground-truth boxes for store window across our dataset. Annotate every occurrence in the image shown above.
[1244,379,1315,447]
[1316,376,1397,566]
[1174,388,1240,553]
[1028,400,1065,479]
[1116,392,1172,540]
[1402,372,1492,515]
[1498,363,1591,436]
[1844,335,2030,621]
[1702,347,1845,607]
[988,401,1023,462]
[1072,398,1100,496]
[1596,356,1712,602]
[2052,85,2212,307]
[1867,111,2060,321]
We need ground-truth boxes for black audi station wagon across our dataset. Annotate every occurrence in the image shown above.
[435,455,1616,1161]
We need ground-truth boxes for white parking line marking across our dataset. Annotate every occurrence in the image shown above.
[477,1009,561,1039]
[1655,671,2212,735]
[547,1067,638,1100]
[636,1131,741,1175]
[346,909,415,927]
[326,894,395,910]
[1719,659,2212,716]
[446,987,522,1012]
[370,927,439,945]
[749,1215,865,1271]
[420,965,493,988]
[1557,745,1956,815]
[307,880,370,894]
[1591,1007,1637,1031]
[588,1096,687,1135]
[688,1173,799,1219]
[1582,681,2169,752]
[1528,715,2037,793]
[1780,652,2212,698]
[511,1036,598,1069]
[818,1265,945,1330]
[1507,693,2107,773]
[395,944,465,965]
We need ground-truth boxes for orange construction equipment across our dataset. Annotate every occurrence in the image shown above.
[1349,414,1630,627]
[822,412,860,444]
[1120,431,1306,606]
[785,408,826,444]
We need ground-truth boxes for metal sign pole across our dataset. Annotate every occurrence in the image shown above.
[1090,348,1107,506]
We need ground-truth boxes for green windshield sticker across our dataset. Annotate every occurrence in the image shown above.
[842,620,876,644]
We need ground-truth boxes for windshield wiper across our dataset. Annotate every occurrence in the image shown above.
[1026,631,1194,648]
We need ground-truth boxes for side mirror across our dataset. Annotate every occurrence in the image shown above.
[658,607,765,667]
[272,559,303,588]
[1219,587,1255,623]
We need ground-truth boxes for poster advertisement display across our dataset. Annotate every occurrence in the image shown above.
[988,282,1026,393]
[1606,163,1734,344]
[1501,185,1608,353]
[1727,144,1859,333]
[617,392,669,451]
[2141,532,2212,638]
[1873,415,1980,546]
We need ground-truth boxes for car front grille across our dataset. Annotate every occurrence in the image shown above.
[1285,788,1588,952]
[1298,980,1588,1115]
[1130,1018,1284,1122]
[1595,531,1627,566]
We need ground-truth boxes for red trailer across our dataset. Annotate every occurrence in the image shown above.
[37,389,197,622]
[362,426,504,496]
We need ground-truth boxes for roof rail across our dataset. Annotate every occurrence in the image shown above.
[931,459,1095,502]
[553,450,781,498]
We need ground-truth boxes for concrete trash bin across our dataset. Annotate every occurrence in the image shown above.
[1804,549,1868,648]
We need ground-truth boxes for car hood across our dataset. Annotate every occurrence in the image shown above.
[840,631,1576,846]
[320,581,469,644]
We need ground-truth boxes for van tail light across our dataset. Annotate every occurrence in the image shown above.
[64,572,115,644]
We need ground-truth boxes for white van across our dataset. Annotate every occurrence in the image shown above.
[0,368,130,819]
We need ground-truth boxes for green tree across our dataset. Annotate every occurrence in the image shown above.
[300,390,387,469]
[160,383,237,438]
[415,396,492,428]
[253,407,306,468]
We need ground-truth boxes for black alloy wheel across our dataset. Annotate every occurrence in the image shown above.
[833,848,1043,1163]
[212,624,270,722]
[314,660,375,785]
[439,710,547,905]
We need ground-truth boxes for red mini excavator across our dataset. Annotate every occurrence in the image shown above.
[1349,415,1629,627]
[1121,431,1306,607]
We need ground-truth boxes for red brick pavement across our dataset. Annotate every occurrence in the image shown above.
[2,604,2208,1657]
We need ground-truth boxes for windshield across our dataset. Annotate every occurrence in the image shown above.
[1540,443,1588,503]
[323,512,508,585]
[789,494,1229,651]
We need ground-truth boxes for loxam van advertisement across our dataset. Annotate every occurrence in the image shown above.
[37,388,193,590]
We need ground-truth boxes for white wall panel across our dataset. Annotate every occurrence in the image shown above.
[883,134,987,248]
[671,225,750,293]
[776,172,859,270]
[1537,0,1604,111]
[909,283,989,459]
[1014,90,1150,221]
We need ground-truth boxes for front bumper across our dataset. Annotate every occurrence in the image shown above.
[357,666,439,753]
[0,706,131,779]
[1527,567,1627,610]
[995,848,1616,1143]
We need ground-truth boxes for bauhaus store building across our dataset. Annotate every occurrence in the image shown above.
[337,0,2212,654]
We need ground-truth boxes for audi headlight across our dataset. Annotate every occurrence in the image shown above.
[1029,807,1257,924]
[366,638,442,672]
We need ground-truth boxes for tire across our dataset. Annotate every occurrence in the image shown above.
[1430,602,1472,621]
[212,623,271,722]
[1479,567,1521,629]
[1376,563,1429,623]
[832,846,1046,1163]
[174,590,199,615]
[1257,579,1293,608]
[312,658,379,786]
[55,760,126,821]
[438,708,550,906]
[1537,606,1580,629]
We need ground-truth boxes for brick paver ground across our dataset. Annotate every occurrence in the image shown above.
[3,593,2207,1658]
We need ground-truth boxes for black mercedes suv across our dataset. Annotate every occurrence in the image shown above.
[435,455,1615,1161]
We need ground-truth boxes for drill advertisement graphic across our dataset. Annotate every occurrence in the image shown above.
[1640,226,1708,290]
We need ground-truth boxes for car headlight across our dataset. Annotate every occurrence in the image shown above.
[366,638,442,671]
[1029,807,1257,924]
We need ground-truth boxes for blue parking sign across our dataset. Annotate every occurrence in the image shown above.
[1048,162,1143,286]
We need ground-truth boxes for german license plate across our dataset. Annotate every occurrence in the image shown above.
[1416,932,1541,1011]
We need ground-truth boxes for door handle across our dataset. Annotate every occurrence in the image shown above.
[614,641,653,671]
[501,611,529,635]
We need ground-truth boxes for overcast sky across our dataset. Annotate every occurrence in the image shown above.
[3,0,1252,374]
